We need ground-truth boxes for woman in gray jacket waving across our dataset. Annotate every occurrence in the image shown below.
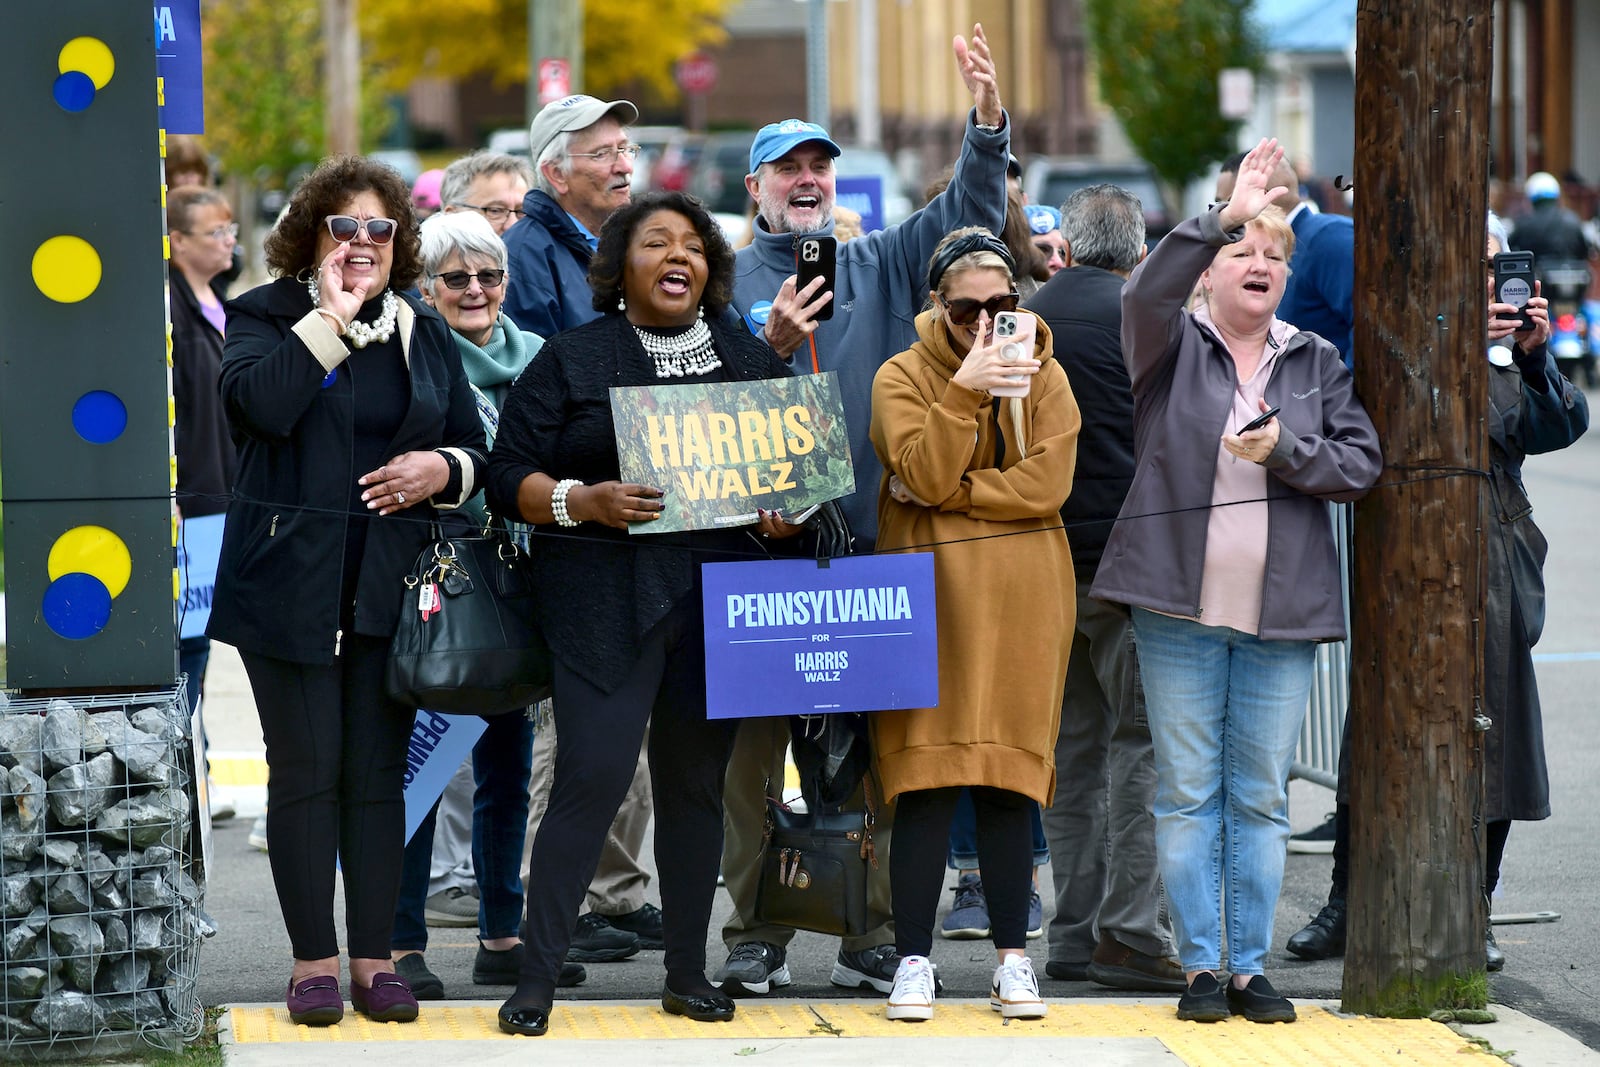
[1090,138,1380,1025]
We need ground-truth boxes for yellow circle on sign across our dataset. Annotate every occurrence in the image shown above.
[59,37,115,89]
[48,526,132,598]
[32,236,102,303]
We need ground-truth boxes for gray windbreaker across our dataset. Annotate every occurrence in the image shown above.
[1090,206,1382,641]
[732,112,1010,547]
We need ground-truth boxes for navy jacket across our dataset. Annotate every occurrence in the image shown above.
[1282,208,1354,368]
[501,189,600,340]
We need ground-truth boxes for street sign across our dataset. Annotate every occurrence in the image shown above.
[538,58,571,105]
[1219,67,1255,120]
[676,52,718,95]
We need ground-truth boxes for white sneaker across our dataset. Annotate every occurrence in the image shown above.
[990,954,1047,1019]
[886,954,936,1022]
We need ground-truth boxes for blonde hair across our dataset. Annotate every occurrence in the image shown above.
[1247,205,1295,259]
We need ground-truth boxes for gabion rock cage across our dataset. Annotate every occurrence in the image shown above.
[0,685,205,1059]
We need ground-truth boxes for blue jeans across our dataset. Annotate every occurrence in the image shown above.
[947,788,1050,869]
[393,711,535,950]
[1131,608,1313,976]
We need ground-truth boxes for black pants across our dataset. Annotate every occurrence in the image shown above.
[515,602,740,1006]
[240,634,414,961]
[892,785,1035,957]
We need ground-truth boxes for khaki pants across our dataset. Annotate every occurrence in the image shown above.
[717,715,895,953]
[523,714,653,915]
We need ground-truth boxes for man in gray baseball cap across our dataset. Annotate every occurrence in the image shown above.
[503,94,641,339]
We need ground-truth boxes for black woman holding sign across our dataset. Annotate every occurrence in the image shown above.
[486,190,803,1036]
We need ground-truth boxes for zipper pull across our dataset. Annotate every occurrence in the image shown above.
[334,629,343,656]
[269,514,279,536]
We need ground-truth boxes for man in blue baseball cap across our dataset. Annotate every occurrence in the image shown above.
[719,21,1013,1009]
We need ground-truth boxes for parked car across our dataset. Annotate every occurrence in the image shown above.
[649,131,706,192]
[688,130,758,216]
[1021,158,1173,240]
[367,148,425,188]
[485,127,529,157]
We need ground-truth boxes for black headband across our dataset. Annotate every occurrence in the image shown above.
[926,232,1016,294]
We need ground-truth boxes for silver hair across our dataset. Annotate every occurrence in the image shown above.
[419,210,509,281]
[532,130,574,196]
[440,151,534,207]
[1059,184,1146,272]
[1487,211,1510,253]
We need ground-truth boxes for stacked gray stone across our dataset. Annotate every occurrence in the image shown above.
[1,693,204,1051]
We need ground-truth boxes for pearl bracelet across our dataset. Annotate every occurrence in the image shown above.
[314,307,347,335]
[550,478,582,527]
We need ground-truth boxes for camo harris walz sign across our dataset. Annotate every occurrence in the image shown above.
[609,372,855,534]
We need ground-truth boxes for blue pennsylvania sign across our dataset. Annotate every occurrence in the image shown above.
[835,176,885,233]
[701,554,938,718]
[155,2,204,133]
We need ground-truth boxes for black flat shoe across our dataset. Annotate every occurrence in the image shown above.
[1176,971,1231,1023]
[661,982,736,1022]
[1286,902,1347,960]
[1485,928,1506,972]
[497,1004,550,1036]
[1226,975,1297,1023]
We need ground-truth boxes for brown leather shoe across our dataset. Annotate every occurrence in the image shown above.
[1087,932,1187,993]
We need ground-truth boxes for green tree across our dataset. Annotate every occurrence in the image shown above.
[201,0,325,183]
[360,0,734,100]
[1083,0,1263,193]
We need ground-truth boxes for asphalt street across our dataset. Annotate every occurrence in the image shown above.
[193,387,1600,1052]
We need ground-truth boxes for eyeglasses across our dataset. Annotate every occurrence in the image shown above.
[1033,242,1065,262]
[454,202,525,222]
[939,292,1019,326]
[325,215,399,245]
[185,222,239,241]
[435,269,506,291]
[567,144,641,166]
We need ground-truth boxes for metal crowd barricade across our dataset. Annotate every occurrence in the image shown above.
[1292,501,1355,789]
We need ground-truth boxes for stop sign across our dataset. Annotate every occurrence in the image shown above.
[537,59,571,106]
[675,53,718,95]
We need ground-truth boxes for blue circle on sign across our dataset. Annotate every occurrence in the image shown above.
[53,71,96,112]
[72,390,128,444]
[321,369,339,389]
[42,572,114,639]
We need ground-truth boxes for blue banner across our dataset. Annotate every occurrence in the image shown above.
[701,554,938,719]
[155,2,204,133]
[402,711,487,844]
[175,512,223,639]
[835,176,885,233]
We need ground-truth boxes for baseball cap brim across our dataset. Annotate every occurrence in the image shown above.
[528,95,639,164]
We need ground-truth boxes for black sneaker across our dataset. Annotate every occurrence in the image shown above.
[1287,812,1337,854]
[832,945,938,995]
[1225,975,1297,1023]
[1176,971,1231,1023]
[473,942,587,987]
[605,903,664,949]
[567,912,640,962]
[393,953,444,1000]
[713,942,793,996]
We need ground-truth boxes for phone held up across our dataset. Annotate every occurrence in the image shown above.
[1238,405,1280,435]
[1492,251,1536,331]
[989,311,1036,398]
[795,235,837,321]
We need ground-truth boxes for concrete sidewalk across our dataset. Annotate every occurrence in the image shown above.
[214,997,1600,1067]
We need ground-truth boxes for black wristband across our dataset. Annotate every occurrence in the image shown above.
[434,448,463,502]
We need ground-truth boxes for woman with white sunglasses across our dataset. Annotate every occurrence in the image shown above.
[209,155,487,1028]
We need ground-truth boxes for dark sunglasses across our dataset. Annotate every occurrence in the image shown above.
[325,215,398,245]
[436,269,506,291]
[940,292,1019,326]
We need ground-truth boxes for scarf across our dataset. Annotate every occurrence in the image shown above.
[453,314,543,411]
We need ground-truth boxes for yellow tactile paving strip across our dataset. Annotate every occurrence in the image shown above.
[225,1000,1479,1063]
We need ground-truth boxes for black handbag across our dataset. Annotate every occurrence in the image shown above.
[754,775,877,938]
[385,519,552,715]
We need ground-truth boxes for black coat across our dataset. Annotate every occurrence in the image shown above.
[207,278,487,664]
[487,312,793,694]
[1026,264,1134,580]
[1483,345,1588,821]
[169,270,236,519]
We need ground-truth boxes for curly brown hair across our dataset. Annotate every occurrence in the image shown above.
[263,155,423,288]
[588,191,734,315]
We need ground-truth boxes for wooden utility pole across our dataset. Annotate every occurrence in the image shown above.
[1344,0,1494,1015]
[323,0,360,155]
[527,0,584,126]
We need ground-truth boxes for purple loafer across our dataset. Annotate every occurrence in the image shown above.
[285,975,344,1026]
[351,971,419,1023]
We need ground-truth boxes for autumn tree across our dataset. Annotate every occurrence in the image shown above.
[1082,0,1263,193]
[201,0,325,182]
[360,0,734,100]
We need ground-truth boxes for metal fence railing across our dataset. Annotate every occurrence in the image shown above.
[1291,502,1355,790]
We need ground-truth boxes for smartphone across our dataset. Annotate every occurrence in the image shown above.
[1492,251,1536,330]
[794,235,837,321]
[990,311,1036,398]
[1239,405,1281,434]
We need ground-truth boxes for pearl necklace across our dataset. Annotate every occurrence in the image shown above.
[633,318,721,378]
[307,277,398,349]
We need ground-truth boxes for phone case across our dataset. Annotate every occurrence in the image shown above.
[795,236,837,321]
[990,312,1035,398]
